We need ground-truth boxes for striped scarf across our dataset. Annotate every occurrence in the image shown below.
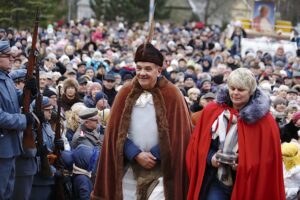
[211,109,238,186]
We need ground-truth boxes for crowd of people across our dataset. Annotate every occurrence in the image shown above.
[0,17,300,199]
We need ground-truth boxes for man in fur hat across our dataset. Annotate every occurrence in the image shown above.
[91,42,192,200]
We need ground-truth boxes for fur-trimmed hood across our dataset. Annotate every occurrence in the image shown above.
[216,87,271,124]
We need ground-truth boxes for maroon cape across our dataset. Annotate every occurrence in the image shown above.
[186,102,285,200]
[91,77,192,200]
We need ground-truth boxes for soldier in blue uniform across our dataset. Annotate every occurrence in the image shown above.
[0,40,35,199]
[9,68,27,90]
[10,68,38,200]
[29,97,59,200]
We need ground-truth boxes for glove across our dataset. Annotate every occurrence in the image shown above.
[25,113,34,125]
[24,78,37,96]
[54,139,65,151]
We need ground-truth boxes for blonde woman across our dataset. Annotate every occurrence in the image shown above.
[187,87,200,107]
[65,102,87,143]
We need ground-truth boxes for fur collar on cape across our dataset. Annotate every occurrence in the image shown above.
[216,87,271,124]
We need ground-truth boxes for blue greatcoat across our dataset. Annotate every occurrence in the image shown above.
[0,70,27,157]
[0,69,27,199]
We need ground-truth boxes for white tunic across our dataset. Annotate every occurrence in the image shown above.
[127,91,159,151]
[122,91,164,200]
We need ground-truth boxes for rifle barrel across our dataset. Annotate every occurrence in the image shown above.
[23,8,40,149]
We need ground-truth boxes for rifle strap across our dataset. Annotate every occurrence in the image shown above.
[31,112,40,129]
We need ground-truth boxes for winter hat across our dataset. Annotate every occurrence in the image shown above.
[72,144,99,173]
[95,91,108,102]
[287,88,298,94]
[281,142,300,171]
[275,61,285,68]
[134,43,164,67]
[122,73,134,82]
[278,85,289,92]
[85,66,95,73]
[272,97,287,108]
[60,150,74,171]
[63,78,79,93]
[292,111,300,124]
[184,73,196,82]
[59,54,70,64]
[201,92,216,100]
[199,78,211,88]
[43,88,57,98]
[103,74,115,81]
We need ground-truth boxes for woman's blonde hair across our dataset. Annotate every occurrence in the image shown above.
[227,68,257,94]
[66,102,87,131]
[187,87,200,97]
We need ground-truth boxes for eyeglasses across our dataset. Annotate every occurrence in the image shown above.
[0,54,14,59]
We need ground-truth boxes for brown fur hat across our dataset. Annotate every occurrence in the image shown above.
[134,43,164,67]
[63,78,79,93]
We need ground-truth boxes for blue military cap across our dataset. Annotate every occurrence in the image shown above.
[0,40,11,54]
[31,96,53,110]
[9,69,27,81]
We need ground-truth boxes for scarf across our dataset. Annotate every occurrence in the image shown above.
[73,164,92,178]
[211,109,238,186]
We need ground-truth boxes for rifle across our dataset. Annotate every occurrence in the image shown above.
[23,8,40,149]
[54,85,63,153]
[35,61,52,177]
[54,85,66,199]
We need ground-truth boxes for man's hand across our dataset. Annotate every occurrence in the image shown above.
[211,153,220,168]
[135,152,157,169]
[231,163,238,171]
